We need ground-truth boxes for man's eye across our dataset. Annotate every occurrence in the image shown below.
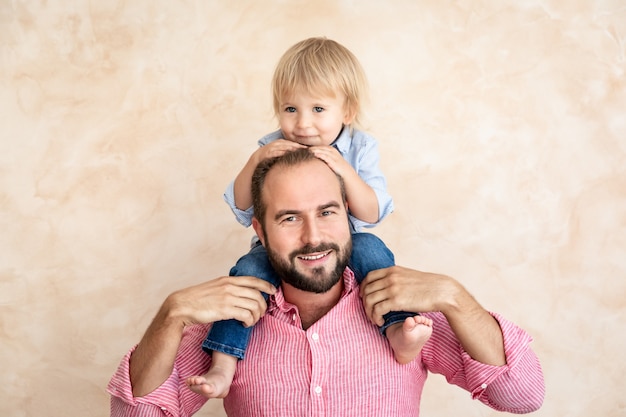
[285,107,296,113]
[313,107,324,113]
[282,215,297,222]
[321,210,333,217]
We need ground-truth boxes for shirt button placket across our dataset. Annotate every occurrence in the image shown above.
[309,329,325,416]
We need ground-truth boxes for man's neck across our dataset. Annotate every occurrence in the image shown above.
[282,279,344,329]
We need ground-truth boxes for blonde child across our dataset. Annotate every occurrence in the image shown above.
[186,37,432,398]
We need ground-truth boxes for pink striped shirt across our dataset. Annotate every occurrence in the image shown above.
[108,270,544,416]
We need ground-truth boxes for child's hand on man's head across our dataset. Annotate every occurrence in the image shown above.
[256,139,306,162]
[309,145,353,177]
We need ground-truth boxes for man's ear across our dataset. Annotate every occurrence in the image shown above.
[252,217,265,246]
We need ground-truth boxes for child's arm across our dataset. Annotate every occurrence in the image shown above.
[309,145,379,224]
[233,139,306,210]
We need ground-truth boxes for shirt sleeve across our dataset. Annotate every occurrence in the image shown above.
[107,325,213,417]
[222,130,284,228]
[224,180,254,228]
[421,312,545,413]
[344,133,394,230]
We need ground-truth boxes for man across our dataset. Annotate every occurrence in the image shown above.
[108,148,545,416]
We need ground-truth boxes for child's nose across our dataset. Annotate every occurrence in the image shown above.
[296,113,311,128]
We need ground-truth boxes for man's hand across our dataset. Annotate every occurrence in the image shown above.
[360,265,506,366]
[360,266,456,326]
[130,276,276,396]
[166,276,277,328]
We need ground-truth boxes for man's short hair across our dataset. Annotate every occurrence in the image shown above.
[251,148,347,227]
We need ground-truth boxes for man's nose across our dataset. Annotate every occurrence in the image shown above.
[301,219,322,246]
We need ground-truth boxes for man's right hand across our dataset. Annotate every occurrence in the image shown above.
[130,276,276,397]
[165,276,277,328]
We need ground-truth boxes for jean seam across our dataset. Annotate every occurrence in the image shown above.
[202,341,246,359]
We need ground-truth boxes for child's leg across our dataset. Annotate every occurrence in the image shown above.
[350,232,414,330]
[201,242,279,358]
[187,242,279,398]
[349,232,396,282]
[350,233,432,364]
[384,315,433,364]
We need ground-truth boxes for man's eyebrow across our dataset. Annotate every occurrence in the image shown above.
[273,201,342,221]
[274,209,300,221]
[319,201,341,211]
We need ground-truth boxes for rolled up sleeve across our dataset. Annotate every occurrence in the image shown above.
[223,181,254,227]
[108,325,212,417]
[423,312,545,414]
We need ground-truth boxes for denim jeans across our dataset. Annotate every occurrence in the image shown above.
[202,233,415,359]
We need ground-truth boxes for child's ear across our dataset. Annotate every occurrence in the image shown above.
[343,105,356,125]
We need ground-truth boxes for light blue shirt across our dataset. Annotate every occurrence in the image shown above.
[224,127,394,232]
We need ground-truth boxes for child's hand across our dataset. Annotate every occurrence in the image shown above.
[309,145,354,177]
[309,144,380,223]
[255,139,306,162]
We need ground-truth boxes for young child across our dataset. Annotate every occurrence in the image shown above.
[186,37,433,398]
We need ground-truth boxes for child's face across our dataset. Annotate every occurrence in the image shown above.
[277,91,354,146]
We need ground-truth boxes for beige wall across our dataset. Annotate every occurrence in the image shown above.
[1,1,624,416]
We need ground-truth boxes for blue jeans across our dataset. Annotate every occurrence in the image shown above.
[202,232,415,359]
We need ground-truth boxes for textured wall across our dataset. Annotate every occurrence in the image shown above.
[1,1,624,416]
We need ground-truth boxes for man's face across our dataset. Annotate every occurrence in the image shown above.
[252,159,352,293]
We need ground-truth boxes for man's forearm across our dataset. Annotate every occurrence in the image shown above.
[443,285,506,366]
[130,304,185,397]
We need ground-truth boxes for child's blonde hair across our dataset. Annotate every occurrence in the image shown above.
[271,37,368,128]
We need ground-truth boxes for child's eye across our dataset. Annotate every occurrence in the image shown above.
[313,107,324,113]
[285,106,296,113]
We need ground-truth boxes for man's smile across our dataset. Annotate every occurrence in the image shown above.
[297,250,332,261]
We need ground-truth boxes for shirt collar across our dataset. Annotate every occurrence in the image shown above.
[330,125,352,156]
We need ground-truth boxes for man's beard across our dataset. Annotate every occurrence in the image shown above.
[266,240,352,294]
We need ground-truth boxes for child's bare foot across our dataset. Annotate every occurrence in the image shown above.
[185,351,237,398]
[386,315,433,364]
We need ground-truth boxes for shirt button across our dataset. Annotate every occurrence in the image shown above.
[481,383,488,389]
[314,386,322,394]
[311,332,319,341]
